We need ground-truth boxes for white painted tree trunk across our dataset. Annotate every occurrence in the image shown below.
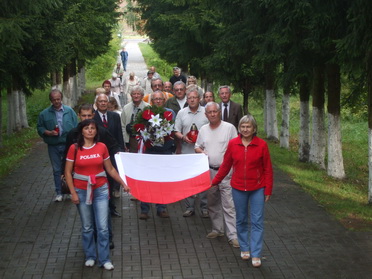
[369,128,372,203]
[63,75,77,108]
[12,90,22,131]
[299,100,310,162]
[19,91,29,129]
[280,93,290,149]
[77,66,86,99]
[263,98,267,134]
[327,113,345,178]
[309,107,326,168]
[265,89,278,141]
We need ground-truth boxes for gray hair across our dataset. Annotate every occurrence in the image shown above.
[95,93,109,103]
[238,114,258,134]
[174,81,186,88]
[186,85,199,96]
[205,102,220,111]
[151,78,163,86]
[130,85,144,96]
[218,85,231,94]
[49,89,63,100]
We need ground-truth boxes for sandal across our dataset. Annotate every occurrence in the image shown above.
[240,251,250,260]
[252,258,261,268]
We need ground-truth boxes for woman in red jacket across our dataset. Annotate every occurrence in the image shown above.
[212,114,273,267]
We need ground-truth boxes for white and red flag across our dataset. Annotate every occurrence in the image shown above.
[115,153,211,204]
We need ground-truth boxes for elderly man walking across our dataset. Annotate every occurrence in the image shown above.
[195,102,239,248]
[174,85,209,218]
[37,89,78,202]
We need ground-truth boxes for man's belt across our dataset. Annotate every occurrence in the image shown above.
[209,165,220,171]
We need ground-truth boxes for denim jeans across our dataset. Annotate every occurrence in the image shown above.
[47,144,66,195]
[76,184,110,266]
[184,190,208,212]
[232,187,265,258]
[140,202,167,214]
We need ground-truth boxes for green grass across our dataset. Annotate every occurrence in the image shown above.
[138,43,175,81]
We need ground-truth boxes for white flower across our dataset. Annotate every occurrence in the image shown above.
[164,123,174,135]
[149,114,162,127]
[140,129,150,141]
[154,128,167,139]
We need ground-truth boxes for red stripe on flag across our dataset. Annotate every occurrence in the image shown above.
[127,170,211,204]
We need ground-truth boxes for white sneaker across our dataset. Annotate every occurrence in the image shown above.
[85,259,95,267]
[103,262,114,270]
[55,195,63,202]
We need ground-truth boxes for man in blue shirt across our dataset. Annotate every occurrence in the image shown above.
[120,48,129,71]
[37,89,78,201]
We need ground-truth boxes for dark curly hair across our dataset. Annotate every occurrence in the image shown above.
[77,119,99,149]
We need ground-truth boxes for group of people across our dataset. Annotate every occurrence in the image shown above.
[37,65,273,270]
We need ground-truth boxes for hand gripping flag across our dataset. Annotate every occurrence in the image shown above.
[115,153,211,204]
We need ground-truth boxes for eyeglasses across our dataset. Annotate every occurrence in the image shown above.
[206,110,219,114]
[187,96,198,100]
[174,88,184,92]
[153,98,165,101]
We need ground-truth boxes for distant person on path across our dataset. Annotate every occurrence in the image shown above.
[186,76,204,100]
[174,86,209,218]
[143,78,172,105]
[169,67,187,85]
[201,91,215,106]
[195,102,239,249]
[120,48,128,71]
[37,89,78,202]
[114,62,124,81]
[163,81,173,95]
[122,72,140,106]
[64,119,130,270]
[102,80,122,111]
[150,66,161,79]
[108,73,121,96]
[121,86,149,153]
[219,85,243,130]
[212,114,273,267]
[141,70,154,95]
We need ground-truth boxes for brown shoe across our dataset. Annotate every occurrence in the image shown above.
[157,211,169,218]
[139,213,149,220]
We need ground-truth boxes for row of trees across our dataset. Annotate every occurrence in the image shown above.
[129,1,371,199]
[0,0,121,143]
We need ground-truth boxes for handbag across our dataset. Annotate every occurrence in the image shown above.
[61,144,78,195]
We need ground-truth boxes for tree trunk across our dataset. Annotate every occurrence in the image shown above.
[367,58,372,203]
[0,88,3,147]
[310,66,326,168]
[298,76,310,162]
[77,59,86,99]
[62,59,77,108]
[264,63,278,141]
[280,88,290,149]
[19,90,29,129]
[327,63,345,179]
[242,79,251,115]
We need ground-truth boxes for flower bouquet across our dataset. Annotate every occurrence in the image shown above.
[133,106,175,150]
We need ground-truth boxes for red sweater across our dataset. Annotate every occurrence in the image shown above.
[212,135,273,195]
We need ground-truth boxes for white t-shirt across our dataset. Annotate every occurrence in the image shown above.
[195,121,237,166]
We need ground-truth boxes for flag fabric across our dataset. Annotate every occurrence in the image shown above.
[115,152,211,204]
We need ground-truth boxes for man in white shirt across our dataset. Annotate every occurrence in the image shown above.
[195,102,239,248]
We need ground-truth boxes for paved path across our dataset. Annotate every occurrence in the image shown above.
[1,39,372,279]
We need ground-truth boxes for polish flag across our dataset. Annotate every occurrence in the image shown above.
[115,153,211,204]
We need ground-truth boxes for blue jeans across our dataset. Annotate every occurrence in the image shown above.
[47,144,65,195]
[122,59,127,71]
[140,202,167,215]
[76,184,110,266]
[232,187,265,258]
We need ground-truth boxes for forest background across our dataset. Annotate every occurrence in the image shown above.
[0,0,371,230]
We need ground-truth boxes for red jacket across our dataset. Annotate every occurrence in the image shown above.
[212,135,273,195]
